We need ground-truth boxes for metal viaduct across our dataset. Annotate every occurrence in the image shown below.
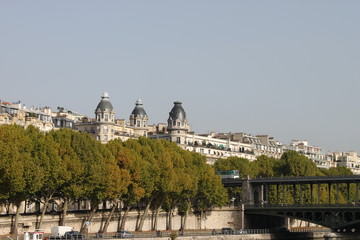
[222,175,360,232]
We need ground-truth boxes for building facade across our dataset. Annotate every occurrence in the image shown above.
[76,93,152,143]
[0,100,54,132]
[149,101,283,164]
[283,140,331,169]
[4,94,360,172]
[329,151,360,174]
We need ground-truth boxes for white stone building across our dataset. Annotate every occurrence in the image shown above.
[0,100,54,132]
[283,140,331,169]
[329,151,360,174]
[76,92,152,143]
[149,101,284,164]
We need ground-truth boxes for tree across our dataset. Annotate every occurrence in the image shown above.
[277,151,319,177]
[214,156,257,177]
[73,132,118,233]
[253,155,278,177]
[49,129,85,226]
[26,127,64,229]
[0,125,43,234]
[107,139,146,231]
[193,163,228,213]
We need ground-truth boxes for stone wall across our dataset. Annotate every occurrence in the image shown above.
[0,207,244,235]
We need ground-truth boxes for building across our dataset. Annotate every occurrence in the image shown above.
[149,101,284,164]
[213,132,283,159]
[4,95,351,170]
[283,140,331,169]
[129,99,149,137]
[52,107,84,130]
[329,151,360,174]
[76,92,152,143]
[0,100,54,132]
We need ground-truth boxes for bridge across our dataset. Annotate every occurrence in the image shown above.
[222,175,360,232]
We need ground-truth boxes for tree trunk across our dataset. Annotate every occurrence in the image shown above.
[183,206,190,230]
[101,202,117,233]
[136,200,151,231]
[37,198,49,229]
[11,202,22,234]
[60,198,69,226]
[119,206,130,231]
[80,203,98,233]
[168,209,173,230]
[152,205,161,230]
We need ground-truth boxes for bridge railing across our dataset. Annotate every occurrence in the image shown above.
[253,175,360,180]
[245,203,360,208]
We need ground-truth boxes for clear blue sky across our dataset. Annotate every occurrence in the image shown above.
[1,1,359,153]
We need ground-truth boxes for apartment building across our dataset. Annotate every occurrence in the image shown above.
[75,92,152,143]
[329,151,360,174]
[149,101,283,164]
[0,100,54,132]
[283,140,331,169]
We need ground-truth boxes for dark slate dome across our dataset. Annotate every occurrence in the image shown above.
[169,101,186,121]
[131,99,147,117]
[96,92,114,112]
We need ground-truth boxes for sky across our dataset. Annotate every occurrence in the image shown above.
[0,1,359,153]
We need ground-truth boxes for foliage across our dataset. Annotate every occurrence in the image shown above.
[0,124,357,233]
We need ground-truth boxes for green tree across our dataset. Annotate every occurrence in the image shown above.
[25,127,65,229]
[253,155,278,177]
[106,139,145,231]
[277,151,319,177]
[49,129,85,226]
[214,156,257,177]
[0,125,43,234]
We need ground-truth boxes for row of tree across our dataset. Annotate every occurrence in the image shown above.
[214,152,354,205]
[0,124,354,234]
[0,125,227,234]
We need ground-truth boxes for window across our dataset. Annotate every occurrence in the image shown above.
[137,120,140,127]
[104,126,108,133]
[105,114,109,121]
[176,137,181,144]
[177,122,180,127]
[104,135,108,141]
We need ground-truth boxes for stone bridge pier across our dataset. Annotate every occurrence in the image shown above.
[242,175,267,205]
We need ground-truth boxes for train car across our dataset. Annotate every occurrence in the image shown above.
[215,170,240,179]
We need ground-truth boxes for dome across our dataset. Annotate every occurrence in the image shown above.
[95,92,114,112]
[131,99,147,117]
[168,101,186,121]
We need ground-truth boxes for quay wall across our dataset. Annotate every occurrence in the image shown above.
[0,207,243,235]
